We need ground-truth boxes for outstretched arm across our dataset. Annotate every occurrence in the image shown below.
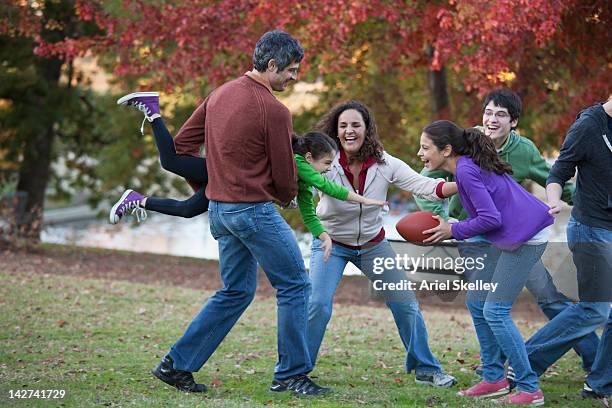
[345,191,386,207]
[414,168,453,219]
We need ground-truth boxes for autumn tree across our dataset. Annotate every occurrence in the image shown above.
[1,0,609,240]
[0,0,107,239]
[89,0,609,149]
[0,0,194,241]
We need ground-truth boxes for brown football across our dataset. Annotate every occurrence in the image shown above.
[395,211,440,243]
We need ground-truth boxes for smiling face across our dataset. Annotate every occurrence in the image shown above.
[305,151,335,173]
[268,60,300,92]
[417,133,448,171]
[337,109,366,157]
[482,101,518,147]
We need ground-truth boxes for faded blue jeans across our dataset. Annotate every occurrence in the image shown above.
[526,217,611,380]
[587,311,612,396]
[169,201,312,379]
[307,238,443,375]
[459,238,600,372]
[466,243,547,393]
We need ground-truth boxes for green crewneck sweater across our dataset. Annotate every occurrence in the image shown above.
[415,129,575,220]
[295,154,349,237]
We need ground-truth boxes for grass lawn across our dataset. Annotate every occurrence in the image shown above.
[0,269,602,407]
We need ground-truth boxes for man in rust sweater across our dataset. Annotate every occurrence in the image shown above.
[151,30,328,396]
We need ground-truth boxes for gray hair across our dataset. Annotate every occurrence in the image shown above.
[252,30,304,72]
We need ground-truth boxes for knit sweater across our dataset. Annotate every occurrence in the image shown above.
[174,74,297,204]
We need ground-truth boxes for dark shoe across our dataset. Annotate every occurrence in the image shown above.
[152,355,207,393]
[582,382,607,399]
[270,374,330,396]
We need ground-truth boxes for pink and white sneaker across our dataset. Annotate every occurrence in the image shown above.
[493,389,545,406]
[457,378,510,398]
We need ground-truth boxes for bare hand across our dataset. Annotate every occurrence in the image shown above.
[548,200,562,216]
[319,232,333,262]
[422,215,453,244]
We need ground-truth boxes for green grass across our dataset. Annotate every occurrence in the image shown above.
[0,270,601,407]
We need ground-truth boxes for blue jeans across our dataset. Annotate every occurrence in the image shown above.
[459,240,599,372]
[527,261,600,371]
[587,311,612,396]
[526,217,611,377]
[169,201,312,379]
[465,243,546,393]
[307,239,443,375]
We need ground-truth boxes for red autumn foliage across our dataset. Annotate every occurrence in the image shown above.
[3,0,610,137]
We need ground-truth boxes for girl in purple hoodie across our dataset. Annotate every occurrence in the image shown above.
[418,120,553,406]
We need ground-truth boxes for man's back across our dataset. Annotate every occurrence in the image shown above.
[175,75,297,204]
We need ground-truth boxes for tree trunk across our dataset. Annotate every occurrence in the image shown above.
[15,57,62,240]
[426,44,450,120]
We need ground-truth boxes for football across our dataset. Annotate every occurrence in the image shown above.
[395,211,440,244]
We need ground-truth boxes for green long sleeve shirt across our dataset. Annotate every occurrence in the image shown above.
[295,154,349,237]
[415,129,575,220]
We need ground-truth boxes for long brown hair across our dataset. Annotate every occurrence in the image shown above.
[423,120,513,175]
[315,100,385,164]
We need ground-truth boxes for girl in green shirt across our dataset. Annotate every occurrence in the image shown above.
[292,132,386,261]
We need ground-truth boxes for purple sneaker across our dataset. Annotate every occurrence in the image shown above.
[117,92,161,134]
[109,189,147,224]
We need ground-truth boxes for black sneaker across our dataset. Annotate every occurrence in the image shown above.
[582,382,607,399]
[152,355,207,393]
[270,374,330,396]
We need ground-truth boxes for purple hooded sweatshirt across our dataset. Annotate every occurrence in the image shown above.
[451,156,554,250]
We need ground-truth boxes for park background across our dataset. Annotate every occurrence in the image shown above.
[0,0,610,406]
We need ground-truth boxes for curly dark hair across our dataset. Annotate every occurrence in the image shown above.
[423,120,513,175]
[314,100,385,164]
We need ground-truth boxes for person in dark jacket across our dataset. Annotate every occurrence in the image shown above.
[526,99,612,400]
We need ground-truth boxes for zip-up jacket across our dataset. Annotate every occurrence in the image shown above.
[317,151,444,246]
